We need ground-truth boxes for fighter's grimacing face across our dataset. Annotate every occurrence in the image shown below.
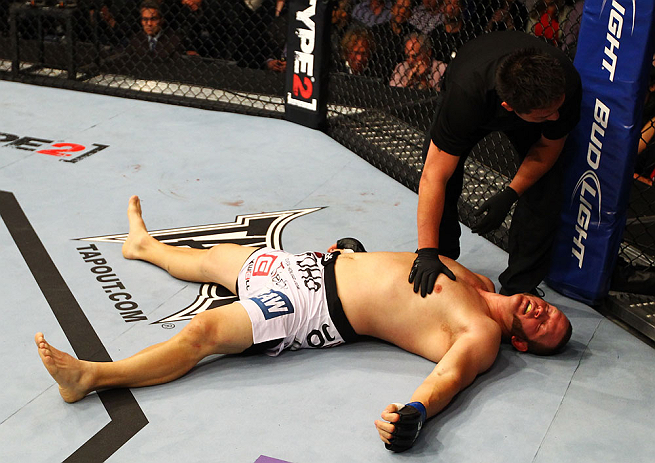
[509,294,570,350]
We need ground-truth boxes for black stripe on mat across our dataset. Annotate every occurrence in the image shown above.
[0,191,148,462]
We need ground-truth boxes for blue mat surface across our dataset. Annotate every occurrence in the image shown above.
[1,81,653,463]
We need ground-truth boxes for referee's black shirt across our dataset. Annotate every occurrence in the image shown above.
[429,31,582,157]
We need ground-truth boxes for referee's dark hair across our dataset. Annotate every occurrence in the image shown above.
[496,48,566,115]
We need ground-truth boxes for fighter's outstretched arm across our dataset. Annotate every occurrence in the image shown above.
[375,329,500,452]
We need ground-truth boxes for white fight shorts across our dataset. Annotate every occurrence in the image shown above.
[236,247,359,356]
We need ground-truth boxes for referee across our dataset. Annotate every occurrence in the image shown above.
[409,31,582,297]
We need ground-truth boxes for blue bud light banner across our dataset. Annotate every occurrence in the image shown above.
[547,0,655,304]
[284,0,332,130]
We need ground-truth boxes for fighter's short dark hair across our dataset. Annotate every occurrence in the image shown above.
[528,319,572,356]
[496,47,566,115]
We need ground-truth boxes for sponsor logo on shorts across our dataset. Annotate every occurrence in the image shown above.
[296,252,322,292]
[253,254,278,276]
[244,259,255,291]
[270,264,288,290]
[306,323,338,348]
[251,290,295,320]
[284,257,301,290]
[246,254,287,290]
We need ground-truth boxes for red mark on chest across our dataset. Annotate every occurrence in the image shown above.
[434,284,442,293]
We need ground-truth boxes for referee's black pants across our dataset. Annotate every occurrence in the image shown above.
[498,127,567,294]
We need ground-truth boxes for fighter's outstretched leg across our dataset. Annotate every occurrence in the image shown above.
[121,195,256,293]
[35,301,254,403]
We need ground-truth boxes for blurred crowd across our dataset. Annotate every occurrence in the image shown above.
[4,0,584,88]
[331,0,583,90]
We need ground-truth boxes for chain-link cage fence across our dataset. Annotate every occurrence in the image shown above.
[2,0,288,116]
[1,1,653,290]
[610,65,655,298]
[324,0,586,252]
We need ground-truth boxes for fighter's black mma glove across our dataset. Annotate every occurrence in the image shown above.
[385,402,427,453]
[336,237,367,253]
[471,186,519,235]
[409,248,456,297]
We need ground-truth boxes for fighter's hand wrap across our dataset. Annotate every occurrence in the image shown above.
[408,248,456,297]
[384,402,427,452]
[471,187,519,235]
[336,237,367,253]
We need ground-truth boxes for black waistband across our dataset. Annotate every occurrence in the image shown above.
[323,252,360,343]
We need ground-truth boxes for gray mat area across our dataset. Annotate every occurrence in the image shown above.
[0,81,653,463]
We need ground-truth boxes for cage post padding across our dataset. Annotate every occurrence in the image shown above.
[284,0,333,130]
[547,0,655,304]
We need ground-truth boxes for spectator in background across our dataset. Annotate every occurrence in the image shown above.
[264,51,287,72]
[526,0,566,46]
[126,0,182,59]
[177,0,238,59]
[102,0,169,39]
[390,32,445,90]
[77,1,128,49]
[484,0,528,33]
[559,0,584,57]
[262,0,288,72]
[333,0,354,30]
[351,0,393,28]
[275,0,285,17]
[234,0,281,68]
[408,0,443,36]
[389,0,415,36]
[331,0,354,56]
[429,0,480,64]
[338,27,377,76]
[371,0,416,79]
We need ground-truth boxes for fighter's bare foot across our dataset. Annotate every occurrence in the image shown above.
[122,195,154,260]
[34,332,93,403]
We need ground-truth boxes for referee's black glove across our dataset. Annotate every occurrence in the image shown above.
[408,248,456,297]
[471,187,519,235]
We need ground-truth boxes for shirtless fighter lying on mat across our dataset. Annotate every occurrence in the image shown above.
[36,195,572,452]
